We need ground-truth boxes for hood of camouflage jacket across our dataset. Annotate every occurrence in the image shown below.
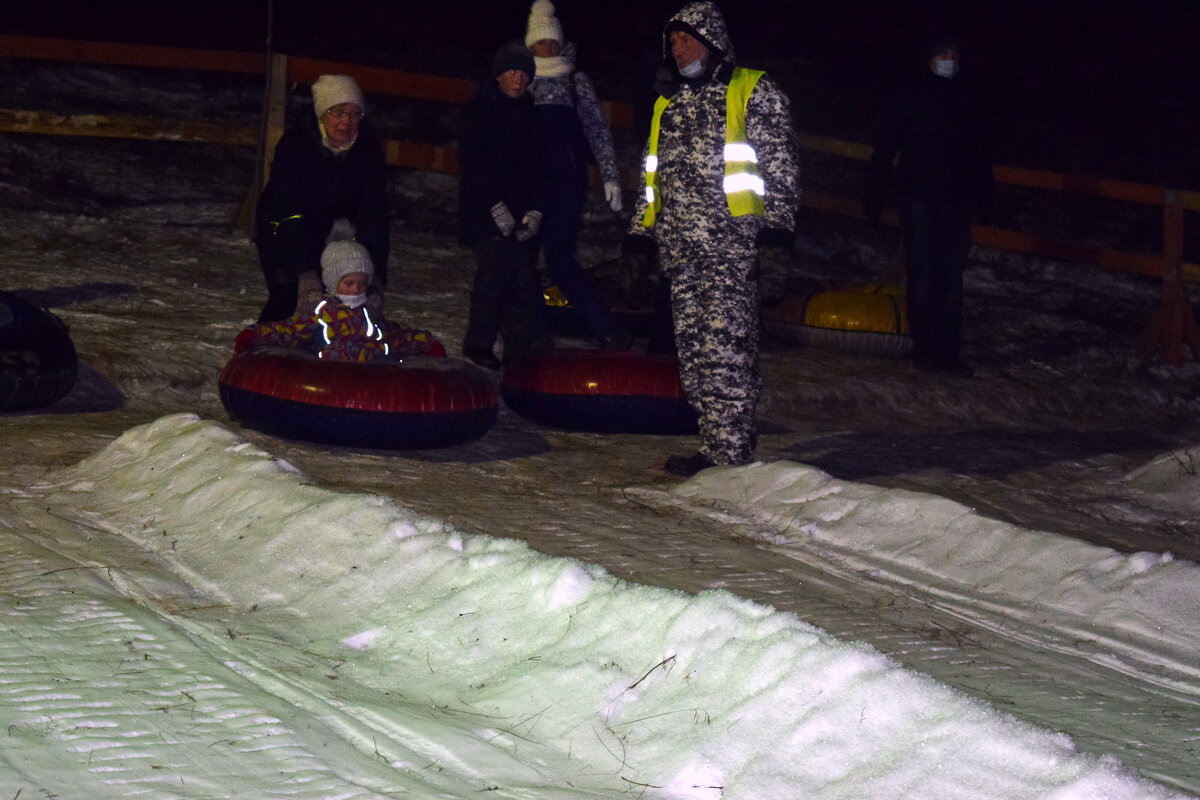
[663,1,735,66]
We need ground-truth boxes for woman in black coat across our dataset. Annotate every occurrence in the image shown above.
[254,74,389,322]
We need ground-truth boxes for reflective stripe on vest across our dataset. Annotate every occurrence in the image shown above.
[641,67,766,227]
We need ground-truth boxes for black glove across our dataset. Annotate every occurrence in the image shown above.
[619,254,654,310]
[756,247,793,307]
[754,229,794,307]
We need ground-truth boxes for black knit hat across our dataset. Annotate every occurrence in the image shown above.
[492,39,535,78]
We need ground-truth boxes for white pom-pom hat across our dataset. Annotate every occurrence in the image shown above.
[525,0,563,47]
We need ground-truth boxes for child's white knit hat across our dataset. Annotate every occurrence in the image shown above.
[320,219,374,290]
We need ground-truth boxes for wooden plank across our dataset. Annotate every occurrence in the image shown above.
[383,140,460,173]
[994,165,1165,206]
[0,33,262,74]
[971,226,1165,278]
[800,133,874,161]
[802,188,1200,281]
[600,100,636,130]
[0,107,256,145]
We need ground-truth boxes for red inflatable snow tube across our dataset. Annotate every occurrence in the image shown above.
[501,348,698,435]
[219,347,498,449]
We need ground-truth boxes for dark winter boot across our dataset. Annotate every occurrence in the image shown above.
[664,452,716,477]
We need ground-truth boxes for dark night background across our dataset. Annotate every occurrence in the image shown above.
[1,0,1197,188]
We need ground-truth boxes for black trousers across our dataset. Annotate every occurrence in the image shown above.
[255,240,300,323]
[900,196,973,365]
[463,237,542,364]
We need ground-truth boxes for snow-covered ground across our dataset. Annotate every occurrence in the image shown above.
[1,62,1200,799]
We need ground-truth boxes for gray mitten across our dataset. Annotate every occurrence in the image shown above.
[515,210,543,242]
[490,202,516,237]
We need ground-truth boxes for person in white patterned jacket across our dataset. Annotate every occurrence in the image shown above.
[625,1,801,477]
[523,0,631,350]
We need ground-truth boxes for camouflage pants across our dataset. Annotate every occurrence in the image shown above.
[669,259,760,465]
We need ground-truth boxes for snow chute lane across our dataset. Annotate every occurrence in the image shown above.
[218,347,498,450]
[762,281,912,357]
[501,348,698,434]
[0,290,78,411]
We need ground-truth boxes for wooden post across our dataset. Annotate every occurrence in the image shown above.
[260,53,289,187]
[233,52,289,234]
[1138,189,1199,368]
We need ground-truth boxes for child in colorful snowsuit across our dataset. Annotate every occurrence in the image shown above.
[238,225,443,361]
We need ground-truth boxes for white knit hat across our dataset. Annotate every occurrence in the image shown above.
[311,74,365,120]
[525,0,563,47]
[320,220,374,290]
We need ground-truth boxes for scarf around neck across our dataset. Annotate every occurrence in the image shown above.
[534,54,573,79]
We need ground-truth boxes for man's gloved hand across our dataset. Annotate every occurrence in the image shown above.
[490,202,517,237]
[295,270,324,314]
[618,253,653,310]
[233,327,257,354]
[515,210,543,242]
[755,247,794,307]
[754,229,795,307]
[604,181,624,213]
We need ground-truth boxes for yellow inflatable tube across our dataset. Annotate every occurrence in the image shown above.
[761,283,912,357]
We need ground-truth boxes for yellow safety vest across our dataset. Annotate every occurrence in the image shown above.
[641,67,766,227]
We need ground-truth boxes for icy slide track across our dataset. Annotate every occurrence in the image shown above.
[0,413,1192,798]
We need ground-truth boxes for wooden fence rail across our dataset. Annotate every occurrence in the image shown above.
[2,34,1197,362]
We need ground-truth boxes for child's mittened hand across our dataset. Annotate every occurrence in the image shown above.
[233,328,257,354]
[490,202,516,237]
[427,340,447,357]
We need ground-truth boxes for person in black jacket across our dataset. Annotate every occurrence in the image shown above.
[253,74,389,323]
[867,36,994,376]
[457,41,546,369]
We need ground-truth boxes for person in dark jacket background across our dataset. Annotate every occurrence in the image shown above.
[457,40,546,369]
[867,36,994,376]
[253,74,390,323]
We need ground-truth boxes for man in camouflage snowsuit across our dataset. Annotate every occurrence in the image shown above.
[626,1,800,477]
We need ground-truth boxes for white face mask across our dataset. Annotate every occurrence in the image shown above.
[336,293,368,308]
[933,58,959,79]
[678,59,705,78]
